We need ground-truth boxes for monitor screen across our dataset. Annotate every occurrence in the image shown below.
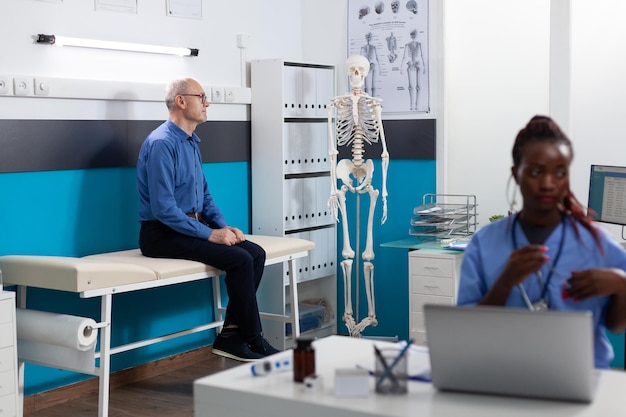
[587,165,626,226]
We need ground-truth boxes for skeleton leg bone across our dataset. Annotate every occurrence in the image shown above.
[337,185,355,260]
[340,259,357,335]
[362,178,379,262]
[348,261,378,337]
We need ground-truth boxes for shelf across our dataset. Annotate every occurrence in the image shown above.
[409,194,478,239]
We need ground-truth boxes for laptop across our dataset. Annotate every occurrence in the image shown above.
[424,304,598,403]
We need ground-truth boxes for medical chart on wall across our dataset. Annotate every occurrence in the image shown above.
[347,0,430,114]
[95,0,137,13]
[167,0,202,19]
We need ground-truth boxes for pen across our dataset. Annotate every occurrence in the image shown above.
[374,345,398,385]
[251,358,292,376]
[376,339,413,386]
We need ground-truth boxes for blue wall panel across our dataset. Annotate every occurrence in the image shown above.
[0,162,249,395]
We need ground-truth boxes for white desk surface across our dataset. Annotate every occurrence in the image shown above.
[194,335,626,417]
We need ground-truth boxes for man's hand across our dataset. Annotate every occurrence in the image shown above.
[208,227,245,246]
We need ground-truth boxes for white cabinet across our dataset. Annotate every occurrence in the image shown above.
[0,292,17,417]
[251,59,337,350]
[409,249,463,346]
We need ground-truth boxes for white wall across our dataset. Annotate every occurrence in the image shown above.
[442,0,626,241]
[0,0,305,121]
[442,0,551,227]
[301,0,348,86]
[3,0,304,83]
[570,0,626,240]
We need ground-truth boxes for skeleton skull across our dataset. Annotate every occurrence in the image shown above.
[391,1,399,13]
[406,0,417,14]
[347,55,370,89]
[358,6,369,19]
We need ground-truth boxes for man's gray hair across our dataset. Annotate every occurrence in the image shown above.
[165,78,191,111]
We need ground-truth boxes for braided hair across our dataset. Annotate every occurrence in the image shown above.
[512,115,602,251]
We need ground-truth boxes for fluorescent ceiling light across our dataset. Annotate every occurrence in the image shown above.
[36,34,199,57]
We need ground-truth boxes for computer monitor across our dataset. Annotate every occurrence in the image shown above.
[587,164,626,226]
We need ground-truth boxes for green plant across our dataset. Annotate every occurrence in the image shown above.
[489,214,504,223]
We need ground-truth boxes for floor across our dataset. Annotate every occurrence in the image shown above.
[24,355,241,417]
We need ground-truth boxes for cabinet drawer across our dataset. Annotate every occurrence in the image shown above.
[410,257,455,278]
[0,348,14,374]
[411,294,454,312]
[0,325,12,349]
[0,371,15,397]
[0,301,12,325]
[0,392,16,417]
[411,275,455,297]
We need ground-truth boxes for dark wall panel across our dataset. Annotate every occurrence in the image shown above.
[338,119,435,160]
[196,121,251,163]
[0,120,252,173]
[0,120,129,173]
[0,118,431,174]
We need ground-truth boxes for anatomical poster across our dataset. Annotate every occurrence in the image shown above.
[347,0,430,114]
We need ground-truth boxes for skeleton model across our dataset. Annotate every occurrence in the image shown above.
[386,32,398,63]
[328,55,389,337]
[400,29,425,111]
[360,33,380,97]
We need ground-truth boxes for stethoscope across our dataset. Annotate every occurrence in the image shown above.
[511,213,566,311]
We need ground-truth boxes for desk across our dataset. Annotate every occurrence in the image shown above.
[194,335,626,417]
[380,238,448,251]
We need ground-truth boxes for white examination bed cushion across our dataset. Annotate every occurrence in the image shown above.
[0,235,315,293]
[0,255,157,292]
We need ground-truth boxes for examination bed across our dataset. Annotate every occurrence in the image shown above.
[0,234,314,417]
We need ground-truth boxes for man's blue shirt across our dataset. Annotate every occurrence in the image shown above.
[137,120,226,240]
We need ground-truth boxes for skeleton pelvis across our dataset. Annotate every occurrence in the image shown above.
[336,159,374,188]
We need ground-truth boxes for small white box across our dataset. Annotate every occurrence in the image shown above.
[333,368,370,397]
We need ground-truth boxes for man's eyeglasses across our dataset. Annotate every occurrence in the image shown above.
[180,93,208,103]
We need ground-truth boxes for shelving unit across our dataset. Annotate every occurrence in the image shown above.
[250,59,337,350]
[409,194,478,239]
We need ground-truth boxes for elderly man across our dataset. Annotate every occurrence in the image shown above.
[136,77,278,362]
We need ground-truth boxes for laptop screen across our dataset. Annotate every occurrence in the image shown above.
[424,304,596,403]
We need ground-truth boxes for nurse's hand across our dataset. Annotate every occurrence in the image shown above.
[498,244,549,289]
[479,245,550,307]
[564,268,626,301]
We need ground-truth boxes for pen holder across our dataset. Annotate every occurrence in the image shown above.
[374,347,408,395]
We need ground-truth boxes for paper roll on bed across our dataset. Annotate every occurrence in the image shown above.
[16,308,99,374]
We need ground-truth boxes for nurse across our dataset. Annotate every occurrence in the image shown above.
[457,115,626,368]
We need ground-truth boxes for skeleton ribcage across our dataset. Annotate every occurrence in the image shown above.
[333,96,381,149]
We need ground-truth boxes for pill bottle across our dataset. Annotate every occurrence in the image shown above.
[293,337,315,383]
